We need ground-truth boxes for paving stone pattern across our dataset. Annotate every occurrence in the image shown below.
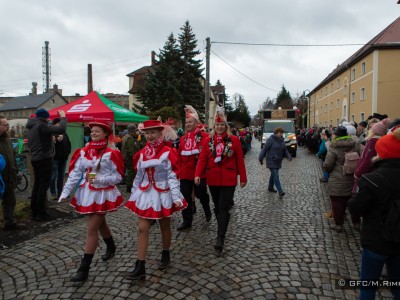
[0,140,394,299]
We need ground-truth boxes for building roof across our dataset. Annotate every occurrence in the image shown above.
[0,92,61,111]
[310,17,400,94]
[126,65,156,77]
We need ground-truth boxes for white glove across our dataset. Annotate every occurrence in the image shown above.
[173,199,183,207]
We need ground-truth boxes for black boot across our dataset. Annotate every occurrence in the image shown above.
[125,260,146,280]
[214,212,230,252]
[71,253,93,282]
[101,236,116,262]
[158,250,170,270]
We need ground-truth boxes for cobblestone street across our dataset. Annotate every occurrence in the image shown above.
[0,139,394,299]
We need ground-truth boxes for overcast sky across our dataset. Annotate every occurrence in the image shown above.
[0,1,399,114]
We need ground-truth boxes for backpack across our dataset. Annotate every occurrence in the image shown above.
[342,151,360,175]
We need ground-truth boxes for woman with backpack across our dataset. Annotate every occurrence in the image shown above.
[323,126,359,232]
[348,127,400,300]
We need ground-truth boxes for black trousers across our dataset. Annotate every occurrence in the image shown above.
[31,158,53,216]
[208,186,236,238]
[208,186,236,217]
[180,178,210,225]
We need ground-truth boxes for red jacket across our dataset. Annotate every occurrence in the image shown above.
[177,131,208,180]
[195,135,247,186]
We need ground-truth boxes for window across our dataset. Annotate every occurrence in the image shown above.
[336,99,340,108]
[361,62,366,75]
[330,101,333,110]
[343,105,347,117]
[360,88,365,101]
[361,113,365,122]
[325,87,328,95]
[337,79,340,89]
[325,104,328,112]
[336,118,340,126]
[351,68,356,81]
[325,121,327,127]
[331,83,333,93]
[351,114,355,122]
[330,120,333,126]
[344,84,347,96]
[351,92,355,104]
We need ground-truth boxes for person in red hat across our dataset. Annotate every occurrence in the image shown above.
[348,127,400,299]
[125,119,187,280]
[59,120,125,282]
[194,106,247,252]
[176,105,212,231]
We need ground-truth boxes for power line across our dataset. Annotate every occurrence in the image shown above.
[210,50,278,92]
[211,41,367,47]
[0,54,149,84]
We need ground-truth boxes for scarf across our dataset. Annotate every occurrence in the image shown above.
[143,137,164,160]
[182,126,202,154]
[86,139,107,159]
[214,133,227,163]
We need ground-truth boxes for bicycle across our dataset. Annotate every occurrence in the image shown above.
[15,153,29,192]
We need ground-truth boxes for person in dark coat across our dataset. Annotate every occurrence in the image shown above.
[50,118,72,200]
[348,127,400,300]
[259,127,292,197]
[26,108,67,221]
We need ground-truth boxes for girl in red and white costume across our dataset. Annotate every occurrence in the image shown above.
[59,120,124,282]
[125,120,186,280]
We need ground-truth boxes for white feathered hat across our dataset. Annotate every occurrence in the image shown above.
[214,105,227,123]
[184,105,200,121]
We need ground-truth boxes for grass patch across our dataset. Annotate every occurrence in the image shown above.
[0,200,31,223]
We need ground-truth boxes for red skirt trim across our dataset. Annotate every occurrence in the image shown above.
[125,199,188,220]
[70,195,124,214]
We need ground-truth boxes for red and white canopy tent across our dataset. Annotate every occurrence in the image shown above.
[48,91,148,127]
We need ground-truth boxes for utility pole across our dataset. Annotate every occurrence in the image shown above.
[205,37,211,127]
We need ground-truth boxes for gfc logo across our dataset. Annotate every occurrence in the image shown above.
[67,100,91,113]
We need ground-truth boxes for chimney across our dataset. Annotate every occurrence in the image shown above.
[88,64,93,93]
[151,51,156,65]
[52,83,62,95]
[31,82,37,95]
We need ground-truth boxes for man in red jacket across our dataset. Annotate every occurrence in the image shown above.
[176,105,212,230]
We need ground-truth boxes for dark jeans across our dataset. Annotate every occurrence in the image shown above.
[1,186,16,226]
[50,159,67,197]
[359,248,400,300]
[180,179,210,225]
[268,168,283,193]
[31,158,53,216]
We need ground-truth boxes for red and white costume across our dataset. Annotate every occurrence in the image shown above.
[60,140,125,214]
[125,138,187,219]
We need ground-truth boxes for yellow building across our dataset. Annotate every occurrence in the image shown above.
[308,17,400,128]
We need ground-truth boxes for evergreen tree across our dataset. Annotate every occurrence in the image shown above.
[228,93,251,127]
[138,34,182,113]
[275,85,293,109]
[178,20,204,122]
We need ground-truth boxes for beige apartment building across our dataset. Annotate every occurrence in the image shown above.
[308,17,400,128]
